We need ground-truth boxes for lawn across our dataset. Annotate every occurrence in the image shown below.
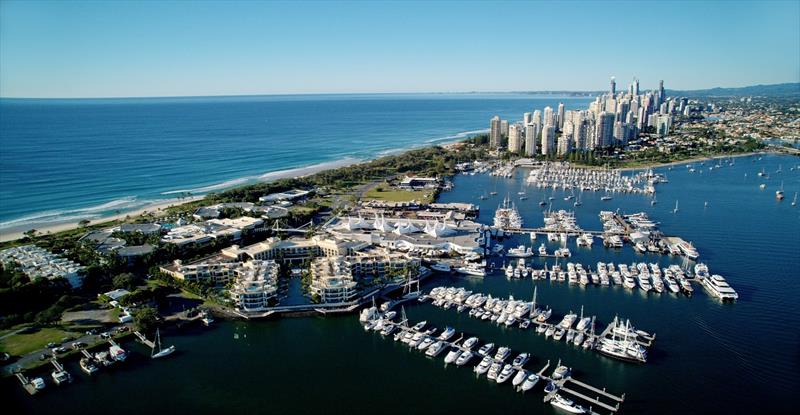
[0,327,80,356]
[363,188,433,203]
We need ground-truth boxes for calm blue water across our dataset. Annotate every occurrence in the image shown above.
[0,94,591,232]
[4,154,800,414]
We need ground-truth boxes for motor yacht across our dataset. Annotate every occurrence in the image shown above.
[474,355,492,375]
[80,357,99,375]
[700,274,739,301]
[444,347,462,364]
[552,365,571,380]
[520,373,540,392]
[507,245,534,258]
[425,341,446,357]
[496,364,515,384]
[438,326,455,341]
[494,346,511,361]
[550,393,587,414]
[477,343,494,356]
[462,337,479,351]
[416,337,435,351]
[511,352,530,367]
[487,362,502,380]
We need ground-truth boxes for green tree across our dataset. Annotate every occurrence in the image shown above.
[133,306,160,334]
[112,273,136,290]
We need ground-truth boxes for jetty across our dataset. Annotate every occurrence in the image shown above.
[15,372,40,395]
[371,316,626,413]
[134,331,156,348]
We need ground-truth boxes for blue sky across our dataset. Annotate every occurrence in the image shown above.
[1,0,798,98]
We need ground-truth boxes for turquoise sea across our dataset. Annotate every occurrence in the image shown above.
[0,94,592,232]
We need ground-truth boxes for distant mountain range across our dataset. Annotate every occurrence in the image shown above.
[505,82,800,98]
[667,83,800,97]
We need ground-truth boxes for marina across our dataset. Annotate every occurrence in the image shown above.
[421,286,655,363]
[4,155,799,414]
[363,310,626,414]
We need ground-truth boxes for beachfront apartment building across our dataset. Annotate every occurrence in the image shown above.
[0,245,84,288]
[229,260,280,312]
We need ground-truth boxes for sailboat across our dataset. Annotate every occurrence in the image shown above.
[402,277,421,300]
[573,193,582,207]
[151,328,175,359]
[601,191,612,201]
[776,182,785,200]
[672,200,679,214]
[792,192,797,207]
[650,194,657,206]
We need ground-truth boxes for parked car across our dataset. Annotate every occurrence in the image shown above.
[100,332,111,339]
[54,347,68,354]
[46,342,59,349]
[71,341,87,350]
[85,329,98,336]
[39,353,49,361]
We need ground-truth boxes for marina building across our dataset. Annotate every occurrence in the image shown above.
[220,236,368,264]
[0,245,84,289]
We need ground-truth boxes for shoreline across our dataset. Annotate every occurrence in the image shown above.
[0,134,478,242]
[615,151,768,172]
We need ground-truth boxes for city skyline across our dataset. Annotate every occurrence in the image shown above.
[1,0,799,98]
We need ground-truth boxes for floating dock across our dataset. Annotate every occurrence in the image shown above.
[374,318,626,413]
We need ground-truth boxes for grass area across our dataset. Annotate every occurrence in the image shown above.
[363,188,433,203]
[0,327,80,356]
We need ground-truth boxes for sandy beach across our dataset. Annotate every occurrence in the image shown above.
[0,157,365,243]
[0,196,206,242]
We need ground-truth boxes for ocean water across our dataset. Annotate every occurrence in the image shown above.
[0,94,592,232]
[5,154,799,414]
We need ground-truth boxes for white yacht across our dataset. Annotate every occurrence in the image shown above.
[550,394,587,414]
[512,352,530,367]
[430,263,452,273]
[495,364,515,384]
[463,337,479,351]
[425,341,446,357]
[494,346,511,361]
[455,350,474,366]
[507,245,534,258]
[80,357,99,375]
[444,347,462,364]
[493,197,524,229]
[520,373,540,392]
[109,344,127,362]
[597,338,648,363]
[438,326,455,341]
[700,274,739,301]
[512,369,528,387]
[474,356,492,375]
[416,337,435,351]
[486,362,502,380]
[678,241,699,259]
[455,264,486,277]
[477,342,494,356]
[559,313,578,329]
[538,244,548,256]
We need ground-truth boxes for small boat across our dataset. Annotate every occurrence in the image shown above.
[412,321,427,331]
[80,357,99,375]
[417,337,435,351]
[552,365,571,380]
[51,368,71,385]
[550,393,587,414]
[544,381,558,394]
[31,377,46,390]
